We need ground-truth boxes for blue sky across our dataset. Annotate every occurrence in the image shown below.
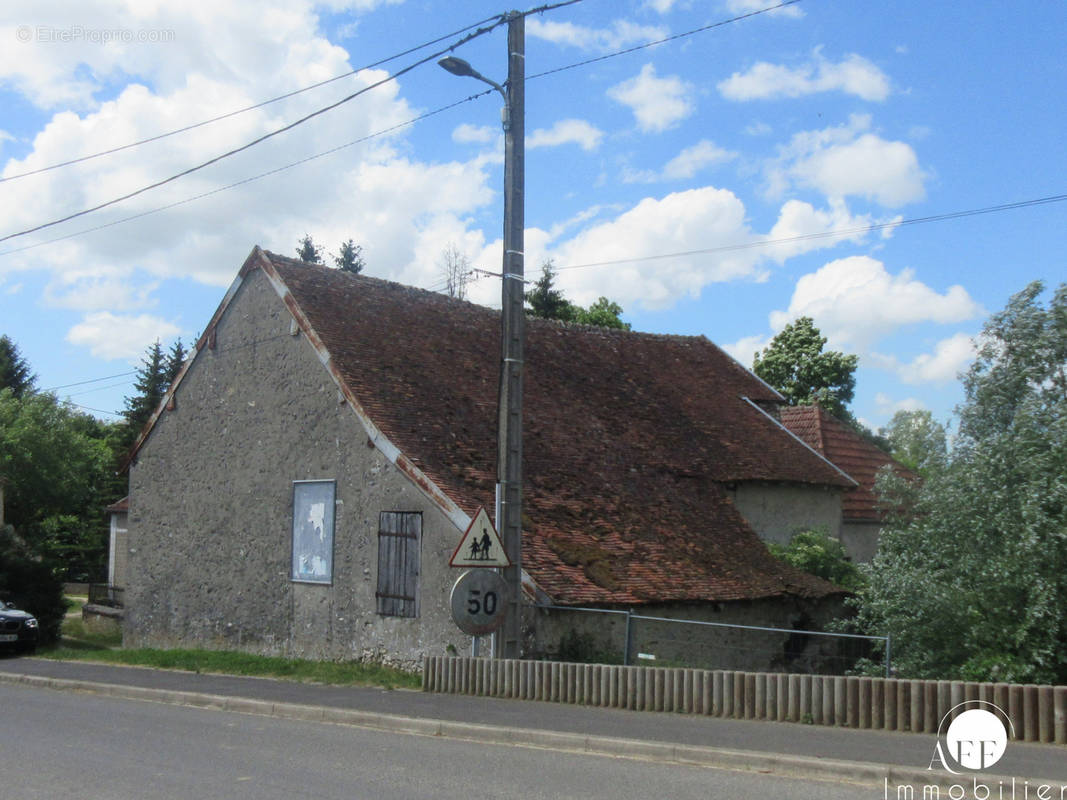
[0,0,1064,432]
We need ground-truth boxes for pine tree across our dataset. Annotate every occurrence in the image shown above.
[525,261,577,322]
[0,335,36,398]
[296,234,323,264]
[334,239,365,273]
[122,341,168,447]
[164,338,186,385]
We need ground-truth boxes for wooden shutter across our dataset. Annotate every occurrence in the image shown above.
[376,512,421,617]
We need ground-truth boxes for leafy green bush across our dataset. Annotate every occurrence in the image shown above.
[0,524,66,643]
[557,629,622,664]
[768,529,865,592]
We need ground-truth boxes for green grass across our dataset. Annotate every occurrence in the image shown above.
[38,646,421,689]
[40,595,421,689]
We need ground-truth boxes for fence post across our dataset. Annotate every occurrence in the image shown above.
[623,608,633,667]
[885,634,892,679]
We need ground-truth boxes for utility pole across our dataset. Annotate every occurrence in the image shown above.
[438,11,525,660]
[497,11,525,660]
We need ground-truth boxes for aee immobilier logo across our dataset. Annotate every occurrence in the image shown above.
[885,701,1066,800]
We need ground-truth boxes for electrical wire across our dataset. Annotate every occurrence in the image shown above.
[527,0,803,82]
[0,0,788,253]
[0,16,508,245]
[43,370,138,392]
[0,13,508,184]
[0,88,495,258]
[551,193,1067,273]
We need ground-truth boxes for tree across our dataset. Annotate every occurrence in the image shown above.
[855,281,1067,683]
[525,261,630,329]
[0,525,66,644]
[334,239,365,274]
[525,261,577,322]
[296,234,323,264]
[0,335,35,398]
[753,317,859,419]
[0,390,111,530]
[438,243,470,300]
[574,297,630,331]
[122,340,168,446]
[768,529,865,592]
[164,338,187,385]
[879,409,947,474]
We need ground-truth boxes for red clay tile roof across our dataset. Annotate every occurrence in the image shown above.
[780,405,915,522]
[105,496,129,514]
[256,251,847,604]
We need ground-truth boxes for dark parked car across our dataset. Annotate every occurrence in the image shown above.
[0,600,39,654]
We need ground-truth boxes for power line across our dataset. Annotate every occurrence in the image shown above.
[0,0,783,252]
[0,16,509,245]
[552,193,1067,273]
[527,0,803,81]
[0,13,508,184]
[43,370,137,392]
[0,89,495,258]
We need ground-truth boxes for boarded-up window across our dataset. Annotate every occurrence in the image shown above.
[376,512,421,617]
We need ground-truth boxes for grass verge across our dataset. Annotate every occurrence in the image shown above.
[39,646,422,689]
[40,597,420,689]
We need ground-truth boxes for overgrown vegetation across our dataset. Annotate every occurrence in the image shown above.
[853,282,1067,684]
[0,525,66,644]
[767,529,865,592]
[556,629,622,665]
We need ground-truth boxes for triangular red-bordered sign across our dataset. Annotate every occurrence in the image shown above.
[449,507,510,567]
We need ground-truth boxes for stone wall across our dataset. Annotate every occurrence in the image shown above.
[524,596,858,674]
[839,518,881,563]
[125,268,474,669]
[728,482,843,547]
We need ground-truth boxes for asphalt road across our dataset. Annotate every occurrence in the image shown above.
[0,682,879,800]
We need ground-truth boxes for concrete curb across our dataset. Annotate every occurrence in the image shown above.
[0,670,1051,791]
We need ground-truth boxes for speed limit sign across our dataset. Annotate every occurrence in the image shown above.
[450,569,508,636]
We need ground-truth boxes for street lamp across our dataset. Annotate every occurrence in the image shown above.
[438,14,525,661]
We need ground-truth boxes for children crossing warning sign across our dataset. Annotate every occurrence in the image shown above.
[449,507,510,568]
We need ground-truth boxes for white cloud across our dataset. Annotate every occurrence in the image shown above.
[527,119,604,152]
[45,273,159,311]
[767,114,925,207]
[768,256,984,352]
[724,0,804,18]
[874,393,925,415]
[873,333,977,385]
[526,18,666,51]
[644,0,677,11]
[764,198,877,263]
[452,123,495,144]
[721,334,771,368]
[719,51,890,102]
[67,312,182,361]
[663,140,735,179]
[608,64,693,133]
[0,0,503,348]
[623,139,735,183]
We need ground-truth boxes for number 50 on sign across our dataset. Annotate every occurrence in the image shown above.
[449,569,508,636]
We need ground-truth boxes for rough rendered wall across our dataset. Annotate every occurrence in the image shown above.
[838,519,881,563]
[125,268,472,669]
[728,482,843,547]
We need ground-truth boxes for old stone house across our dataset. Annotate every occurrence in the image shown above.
[123,247,862,669]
